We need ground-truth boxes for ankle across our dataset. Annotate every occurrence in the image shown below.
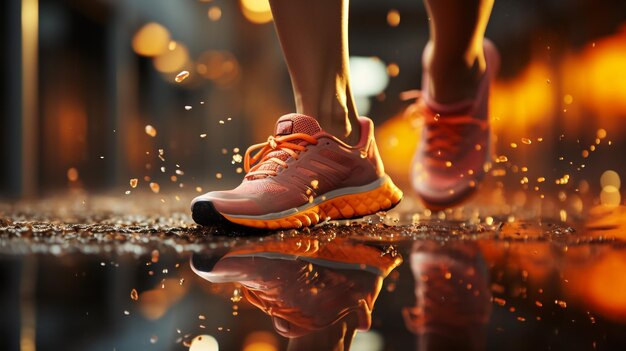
[423,43,486,104]
[296,92,361,145]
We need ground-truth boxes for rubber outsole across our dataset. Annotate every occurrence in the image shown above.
[192,176,403,230]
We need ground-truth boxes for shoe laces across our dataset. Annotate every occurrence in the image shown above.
[243,133,318,179]
[402,90,487,167]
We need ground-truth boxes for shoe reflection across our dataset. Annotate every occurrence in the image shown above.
[191,237,402,351]
[403,241,491,351]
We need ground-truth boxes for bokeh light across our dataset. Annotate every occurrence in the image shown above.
[387,9,400,27]
[240,0,273,24]
[242,331,278,351]
[189,335,219,351]
[349,56,389,97]
[153,41,190,73]
[131,22,171,57]
[196,50,241,86]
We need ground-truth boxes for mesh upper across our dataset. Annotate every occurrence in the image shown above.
[252,114,322,177]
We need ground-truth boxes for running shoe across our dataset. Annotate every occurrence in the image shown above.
[191,237,402,338]
[411,40,500,209]
[191,113,403,229]
[402,241,491,350]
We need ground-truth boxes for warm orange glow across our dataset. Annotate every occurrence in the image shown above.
[132,23,171,57]
[153,41,189,73]
[240,0,273,24]
[574,251,626,322]
[138,278,188,320]
[491,61,555,132]
[243,331,279,351]
[376,111,420,186]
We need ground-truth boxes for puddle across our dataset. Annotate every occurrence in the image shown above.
[1,201,626,350]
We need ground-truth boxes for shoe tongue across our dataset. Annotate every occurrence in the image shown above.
[274,113,322,136]
[247,114,321,180]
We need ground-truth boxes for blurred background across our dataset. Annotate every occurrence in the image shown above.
[1,0,626,212]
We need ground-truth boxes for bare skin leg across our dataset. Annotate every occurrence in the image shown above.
[268,0,360,145]
[423,0,494,104]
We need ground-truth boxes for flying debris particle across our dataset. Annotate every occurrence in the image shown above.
[145,125,157,137]
[130,178,138,188]
[150,182,160,193]
[555,300,567,308]
[185,106,193,111]
[236,167,243,174]
[160,166,166,173]
[537,177,546,183]
[200,133,207,138]
[510,143,518,148]
[560,209,567,222]
[311,179,319,189]
[198,315,206,320]
[175,70,190,83]
[175,169,184,175]
[130,289,139,301]
[232,154,242,163]
[231,288,242,302]
[215,173,222,179]
[151,250,160,263]
[150,335,158,344]
[125,190,131,195]
[124,310,130,315]
[496,155,508,163]
[219,120,225,124]
[521,138,532,145]
[597,129,607,139]
[196,187,203,193]
[179,278,185,286]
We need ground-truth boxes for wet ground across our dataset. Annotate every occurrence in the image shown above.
[2,194,626,351]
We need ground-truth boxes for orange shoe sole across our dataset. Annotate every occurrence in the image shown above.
[200,176,403,230]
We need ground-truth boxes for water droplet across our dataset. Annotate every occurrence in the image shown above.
[145,125,157,137]
[130,289,139,301]
[175,70,190,83]
[150,182,160,193]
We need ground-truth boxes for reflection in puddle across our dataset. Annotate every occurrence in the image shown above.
[189,238,502,350]
[192,238,401,350]
[403,242,491,351]
[3,208,626,350]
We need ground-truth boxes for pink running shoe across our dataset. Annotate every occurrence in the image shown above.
[191,237,402,338]
[411,40,500,210]
[191,114,402,229]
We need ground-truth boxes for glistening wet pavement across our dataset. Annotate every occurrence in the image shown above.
[1,195,626,351]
